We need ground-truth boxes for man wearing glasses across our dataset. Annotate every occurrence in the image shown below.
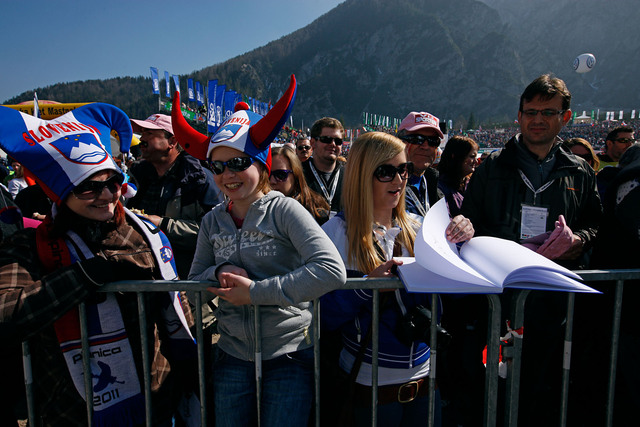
[460,74,602,426]
[462,74,601,262]
[295,136,313,163]
[597,125,635,170]
[396,111,445,216]
[302,117,345,214]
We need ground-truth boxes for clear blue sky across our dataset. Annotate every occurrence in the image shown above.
[0,0,344,103]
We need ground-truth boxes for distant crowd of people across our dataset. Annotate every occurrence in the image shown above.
[0,72,639,427]
[448,118,640,153]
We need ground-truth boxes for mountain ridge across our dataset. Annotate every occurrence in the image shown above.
[5,0,639,128]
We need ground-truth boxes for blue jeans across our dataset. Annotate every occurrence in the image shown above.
[212,347,314,427]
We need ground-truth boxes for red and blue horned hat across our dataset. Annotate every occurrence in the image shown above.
[172,74,297,173]
[0,103,132,205]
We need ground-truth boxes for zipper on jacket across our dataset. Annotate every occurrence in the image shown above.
[410,342,415,369]
[394,291,415,369]
[235,201,262,361]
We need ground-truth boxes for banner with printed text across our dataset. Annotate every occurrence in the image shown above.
[150,67,160,95]
[172,75,180,96]
[164,71,171,97]
[187,79,195,101]
[196,82,203,106]
[207,80,218,133]
[215,84,226,128]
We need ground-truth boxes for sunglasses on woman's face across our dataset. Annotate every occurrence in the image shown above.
[209,156,254,175]
[269,169,293,182]
[71,174,124,200]
[373,162,414,182]
[573,152,592,162]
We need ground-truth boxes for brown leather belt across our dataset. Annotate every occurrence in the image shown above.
[352,377,430,406]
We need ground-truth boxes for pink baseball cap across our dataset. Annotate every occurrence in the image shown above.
[398,112,444,138]
[130,114,174,135]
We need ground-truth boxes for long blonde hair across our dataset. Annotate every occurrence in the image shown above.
[342,132,418,274]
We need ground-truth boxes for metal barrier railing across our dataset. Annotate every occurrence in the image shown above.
[20,269,640,427]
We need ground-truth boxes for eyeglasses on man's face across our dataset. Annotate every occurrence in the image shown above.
[296,145,311,151]
[614,138,636,145]
[520,109,566,118]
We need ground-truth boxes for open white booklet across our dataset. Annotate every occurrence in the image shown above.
[397,199,598,294]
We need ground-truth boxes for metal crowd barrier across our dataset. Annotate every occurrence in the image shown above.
[20,269,640,427]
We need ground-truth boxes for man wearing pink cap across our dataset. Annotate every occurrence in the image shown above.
[128,113,222,279]
[396,111,445,216]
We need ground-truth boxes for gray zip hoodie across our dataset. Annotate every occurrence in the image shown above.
[189,191,346,360]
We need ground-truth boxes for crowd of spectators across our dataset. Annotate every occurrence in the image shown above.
[450,118,640,152]
[278,117,640,157]
[1,72,639,427]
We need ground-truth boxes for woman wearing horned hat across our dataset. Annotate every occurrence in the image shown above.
[173,75,347,427]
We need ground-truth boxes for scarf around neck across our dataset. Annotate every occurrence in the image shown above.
[36,209,194,427]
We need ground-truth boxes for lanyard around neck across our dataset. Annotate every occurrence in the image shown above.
[309,161,340,203]
[518,169,555,204]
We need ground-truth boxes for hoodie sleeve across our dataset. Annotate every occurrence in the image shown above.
[249,199,347,306]
[187,209,225,282]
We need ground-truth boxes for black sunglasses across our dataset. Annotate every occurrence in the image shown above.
[72,174,124,200]
[373,162,414,182]
[400,134,441,147]
[270,169,293,182]
[316,136,343,146]
[209,157,254,175]
[572,152,593,162]
[296,145,311,151]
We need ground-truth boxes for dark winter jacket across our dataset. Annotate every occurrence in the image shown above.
[461,135,602,261]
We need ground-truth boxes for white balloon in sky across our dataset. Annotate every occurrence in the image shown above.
[573,53,596,73]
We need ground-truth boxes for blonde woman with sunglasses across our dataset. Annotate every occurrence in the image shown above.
[320,132,473,426]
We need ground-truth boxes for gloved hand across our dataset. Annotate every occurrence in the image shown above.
[77,256,154,287]
[536,215,573,259]
[521,230,552,251]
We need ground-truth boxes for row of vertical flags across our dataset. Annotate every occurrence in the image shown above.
[150,68,181,99]
[363,111,454,134]
[603,110,638,121]
[187,80,205,106]
[569,109,640,122]
[150,67,272,134]
[362,112,400,130]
